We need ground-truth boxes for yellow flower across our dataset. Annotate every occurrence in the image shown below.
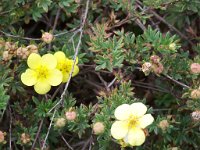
[111,102,154,146]
[54,51,79,83]
[21,53,63,94]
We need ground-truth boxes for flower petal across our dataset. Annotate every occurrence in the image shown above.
[41,54,57,69]
[27,53,42,69]
[126,128,145,146]
[114,104,131,121]
[111,121,129,140]
[21,69,37,86]
[47,69,63,86]
[130,102,147,117]
[62,72,70,83]
[34,79,51,94]
[139,114,154,129]
[72,65,79,77]
[54,51,66,64]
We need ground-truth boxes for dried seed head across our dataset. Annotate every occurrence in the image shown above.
[65,111,77,121]
[190,89,200,99]
[42,32,54,44]
[191,110,200,121]
[93,122,105,135]
[158,120,169,131]
[190,63,200,74]
[20,133,31,144]
[26,44,38,53]
[55,118,66,128]
[142,62,152,76]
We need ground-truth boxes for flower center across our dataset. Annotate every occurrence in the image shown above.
[58,63,72,73]
[128,116,139,128]
[37,66,49,79]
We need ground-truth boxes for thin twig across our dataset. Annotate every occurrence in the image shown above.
[9,105,12,150]
[41,109,56,150]
[42,0,90,148]
[31,119,44,150]
[61,134,74,150]
[108,77,117,88]
[0,30,41,41]
[164,74,190,89]
[48,8,61,50]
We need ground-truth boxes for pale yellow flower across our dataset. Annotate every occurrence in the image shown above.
[21,53,63,94]
[111,102,154,146]
[54,51,79,83]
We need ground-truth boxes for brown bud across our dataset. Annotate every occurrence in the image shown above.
[190,89,200,99]
[42,32,54,44]
[92,122,105,135]
[158,120,169,131]
[20,133,31,144]
[65,111,77,121]
[190,63,200,74]
[55,118,66,128]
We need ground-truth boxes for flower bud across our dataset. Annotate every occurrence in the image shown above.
[190,89,200,99]
[152,63,164,74]
[142,62,152,76]
[42,32,54,43]
[158,120,169,131]
[169,43,176,50]
[0,131,5,143]
[55,118,66,128]
[92,122,105,135]
[190,63,200,74]
[20,133,31,144]
[191,110,200,121]
[65,111,77,121]
[17,47,29,59]
[26,44,38,53]
[171,147,178,150]
[2,51,12,61]
[150,55,160,64]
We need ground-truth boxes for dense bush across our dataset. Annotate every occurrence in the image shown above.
[0,0,200,149]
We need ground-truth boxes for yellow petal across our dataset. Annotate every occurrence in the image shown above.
[27,53,42,69]
[111,121,128,140]
[21,69,37,86]
[130,102,147,118]
[54,51,66,64]
[114,104,131,121]
[62,72,70,83]
[34,80,51,94]
[41,54,57,69]
[47,69,63,86]
[72,65,79,77]
[126,128,145,146]
[139,114,154,129]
